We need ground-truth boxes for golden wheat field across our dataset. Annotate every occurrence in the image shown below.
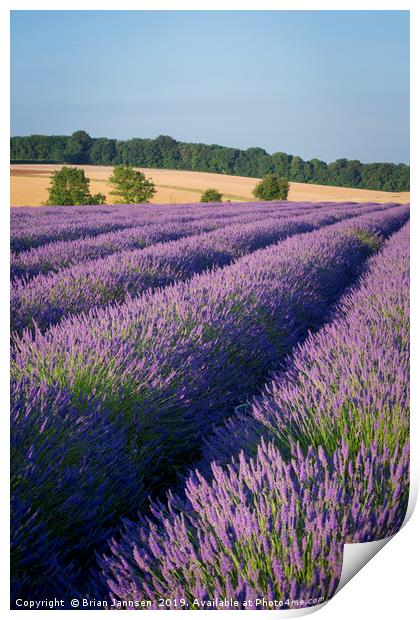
[10,164,410,206]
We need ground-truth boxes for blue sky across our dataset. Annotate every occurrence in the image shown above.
[11,10,409,164]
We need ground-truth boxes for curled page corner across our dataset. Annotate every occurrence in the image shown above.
[272,537,397,617]
[277,535,398,617]
[336,537,392,595]
[334,476,418,599]
[276,479,418,617]
[264,536,396,617]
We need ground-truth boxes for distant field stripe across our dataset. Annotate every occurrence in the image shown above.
[11,203,394,334]
[88,180,251,201]
[152,183,251,201]
[10,173,52,178]
[10,177,242,194]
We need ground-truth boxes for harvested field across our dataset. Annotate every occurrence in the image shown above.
[10,164,410,206]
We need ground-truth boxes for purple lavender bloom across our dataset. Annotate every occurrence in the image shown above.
[10,202,409,602]
[11,200,324,254]
[11,201,395,334]
[99,221,409,607]
[11,202,317,278]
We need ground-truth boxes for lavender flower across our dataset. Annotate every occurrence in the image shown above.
[11,201,394,333]
[100,222,409,608]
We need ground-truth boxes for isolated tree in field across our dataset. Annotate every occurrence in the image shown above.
[108,165,156,204]
[253,174,290,201]
[45,167,105,206]
[200,188,223,202]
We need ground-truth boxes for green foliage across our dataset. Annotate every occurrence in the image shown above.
[45,167,105,206]
[63,130,93,164]
[88,138,117,165]
[200,188,223,202]
[11,134,68,163]
[350,229,382,253]
[108,165,156,204]
[253,175,290,201]
[10,131,410,192]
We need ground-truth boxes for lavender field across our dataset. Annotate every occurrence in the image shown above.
[10,200,410,609]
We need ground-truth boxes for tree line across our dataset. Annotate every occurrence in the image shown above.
[10,130,409,192]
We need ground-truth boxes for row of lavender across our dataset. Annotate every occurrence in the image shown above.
[11,202,395,333]
[11,205,409,598]
[11,201,295,230]
[12,200,357,232]
[11,204,320,278]
[11,201,330,252]
[101,222,409,609]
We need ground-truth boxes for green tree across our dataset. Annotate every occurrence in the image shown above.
[309,158,329,185]
[272,151,291,177]
[155,135,180,168]
[89,138,117,165]
[289,155,307,182]
[108,165,156,203]
[253,174,290,201]
[64,130,93,164]
[45,167,105,206]
[200,188,223,202]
